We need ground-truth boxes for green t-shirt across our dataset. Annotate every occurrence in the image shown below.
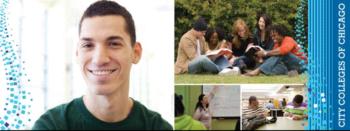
[32,97,172,130]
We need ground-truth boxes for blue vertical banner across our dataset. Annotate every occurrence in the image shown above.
[308,0,350,130]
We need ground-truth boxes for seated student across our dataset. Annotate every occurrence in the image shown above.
[265,100,275,110]
[226,13,274,75]
[219,18,255,75]
[281,98,287,109]
[175,94,207,130]
[284,94,308,120]
[245,24,307,76]
[242,96,269,130]
[205,27,226,51]
[252,13,274,64]
[253,14,274,54]
[175,18,229,74]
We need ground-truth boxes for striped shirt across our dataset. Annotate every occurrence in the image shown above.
[242,105,268,120]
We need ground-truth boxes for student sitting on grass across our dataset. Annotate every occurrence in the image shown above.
[253,14,274,56]
[219,18,256,75]
[175,18,230,74]
[244,24,307,76]
[205,27,226,51]
[284,94,308,120]
[175,94,207,130]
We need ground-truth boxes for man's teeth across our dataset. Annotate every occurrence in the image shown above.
[91,70,114,75]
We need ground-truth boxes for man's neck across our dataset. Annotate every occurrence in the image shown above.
[83,89,133,123]
[190,29,199,39]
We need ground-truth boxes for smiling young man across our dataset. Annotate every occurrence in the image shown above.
[32,0,172,130]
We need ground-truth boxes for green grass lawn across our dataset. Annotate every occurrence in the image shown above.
[175,74,307,84]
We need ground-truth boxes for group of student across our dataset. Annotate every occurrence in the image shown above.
[175,14,307,76]
[242,94,308,130]
[265,98,288,110]
[175,87,218,130]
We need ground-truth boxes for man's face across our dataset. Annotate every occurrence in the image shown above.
[250,100,259,108]
[77,15,142,95]
[195,30,206,38]
[293,101,301,107]
[271,31,283,44]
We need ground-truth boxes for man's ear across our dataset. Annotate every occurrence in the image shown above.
[75,48,79,64]
[132,42,142,64]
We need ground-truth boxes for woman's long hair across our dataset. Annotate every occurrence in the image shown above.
[232,18,252,49]
[195,94,209,112]
[256,14,272,43]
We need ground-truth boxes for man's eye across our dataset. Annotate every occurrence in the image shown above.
[109,42,122,48]
[82,43,93,48]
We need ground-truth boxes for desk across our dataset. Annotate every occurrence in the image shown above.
[257,117,307,130]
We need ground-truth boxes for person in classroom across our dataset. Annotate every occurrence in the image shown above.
[284,94,308,120]
[281,98,287,109]
[193,86,218,130]
[265,100,275,110]
[175,93,207,130]
[242,96,269,130]
[32,0,172,130]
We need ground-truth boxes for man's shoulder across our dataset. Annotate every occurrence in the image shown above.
[132,100,173,130]
[133,100,163,120]
[180,30,195,43]
[32,97,81,130]
[282,36,297,44]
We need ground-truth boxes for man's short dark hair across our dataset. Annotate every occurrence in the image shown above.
[79,0,136,45]
[293,94,304,104]
[193,17,208,31]
[248,96,257,105]
[269,24,288,37]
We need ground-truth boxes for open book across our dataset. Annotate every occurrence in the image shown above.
[244,45,263,57]
[206,48,232,57]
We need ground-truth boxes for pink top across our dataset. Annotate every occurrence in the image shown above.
[193,92,214,130]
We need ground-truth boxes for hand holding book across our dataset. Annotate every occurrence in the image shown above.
[206,48,232,61]
[206,48,232,56]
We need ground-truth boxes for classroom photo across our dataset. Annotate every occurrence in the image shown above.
[175,85,240,130]
[241,84,308,130]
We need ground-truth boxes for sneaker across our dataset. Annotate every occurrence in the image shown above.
[287,70,299,77]
[219,67,241,75]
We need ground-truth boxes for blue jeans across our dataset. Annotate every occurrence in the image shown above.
[232,55,256,70]
[188,55,229,74]
[260,53,305,75]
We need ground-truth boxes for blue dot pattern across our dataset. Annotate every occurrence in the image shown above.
[294,0,308,74]
[0,0,33,129]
